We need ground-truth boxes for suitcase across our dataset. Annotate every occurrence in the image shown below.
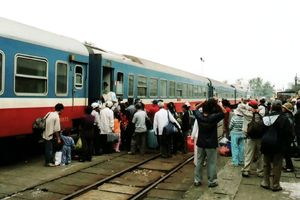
[147,129,158,149]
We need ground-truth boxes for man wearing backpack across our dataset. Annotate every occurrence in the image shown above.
[42,103,64,167]
[238,100,265,177]
[260,100,292,191]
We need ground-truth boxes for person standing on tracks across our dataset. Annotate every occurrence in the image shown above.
[239,100,265,177]
[42,103,64,167]
[79,106,95,162]
[124,98,136,151]
[129,102,148,155]
[181,103,191,154]
[193,98,226,187]
[153,101,181,158]
[91,102,101,155]
[99,101,115,153]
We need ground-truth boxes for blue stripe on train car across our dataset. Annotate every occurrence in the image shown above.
[0,36,89,98]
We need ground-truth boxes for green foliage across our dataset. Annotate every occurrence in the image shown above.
[249,77,275,98]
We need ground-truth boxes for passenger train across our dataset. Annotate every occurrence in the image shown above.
[0,17,247,139]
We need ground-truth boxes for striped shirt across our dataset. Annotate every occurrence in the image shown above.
[229,114,243,132]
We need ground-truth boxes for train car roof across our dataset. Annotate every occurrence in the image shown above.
[89,46,209,83]
[209,78,234,90]
[0,17,88,56]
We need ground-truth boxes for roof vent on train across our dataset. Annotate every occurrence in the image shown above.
[123,55,144,65]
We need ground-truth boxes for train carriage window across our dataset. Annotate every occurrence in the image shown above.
[193,85,198,97]
[116,72,124,96]
[128,74,134,97]
[176,82,183,97]
[74,65,83,89]
[169,81,175,97]
[55,62,68,95]
[188,84,193,97]
[183,83,188,97]
[150,78,158,97]
[160,80,167,97]
[0,52,3,94]
[137,76,147,97]
[15,55,47,95]
[197,86,202,97]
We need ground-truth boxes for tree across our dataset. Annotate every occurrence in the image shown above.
[262,81,275,98]
[248,77,275,99]
[249,77,263,98]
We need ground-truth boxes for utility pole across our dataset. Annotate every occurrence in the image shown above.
[295,74,298,87]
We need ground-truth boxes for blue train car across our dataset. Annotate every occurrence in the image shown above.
[0,17,89,138]
[86,45,210,110]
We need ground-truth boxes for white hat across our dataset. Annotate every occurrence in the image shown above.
[184,102,191,107]
[91,102,99,109]
[106,100,113,108]
[158,101,164,108]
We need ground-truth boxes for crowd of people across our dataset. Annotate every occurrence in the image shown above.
[41,96,194,166]
[41,95,300,193]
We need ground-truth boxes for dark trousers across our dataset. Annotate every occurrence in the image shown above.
[94,127,101,154]
[284,145,294,169]
[130,132,147,154]
[159,134,172,157]
[81,136,93,161]
[44,139,53,165]
[262,153,283,189]
[100,134,114,153]
[125,123,135,151]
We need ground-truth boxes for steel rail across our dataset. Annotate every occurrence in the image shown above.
[60,153,161,200]
[129,155,194,200]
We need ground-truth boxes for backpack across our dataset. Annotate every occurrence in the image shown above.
[261,118,280,154]
[247,112,264,139]
[33,112,50,133]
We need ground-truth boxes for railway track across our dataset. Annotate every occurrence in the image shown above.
[65,154,194,200]
[2,152,193,200]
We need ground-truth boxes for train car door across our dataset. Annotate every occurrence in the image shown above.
[72,64,88,107]
[102,67,114,95]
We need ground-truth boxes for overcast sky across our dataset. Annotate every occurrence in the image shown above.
[2,0,300,90]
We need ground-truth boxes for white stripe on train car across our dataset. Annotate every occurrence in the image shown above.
[0,98,88,109]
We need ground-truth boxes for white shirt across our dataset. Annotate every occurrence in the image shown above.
[91,110,101,129]
[99,107,114,134]
[42,111,61,140]
[153,108,181,136]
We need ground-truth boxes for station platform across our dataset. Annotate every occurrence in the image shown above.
[182,157,300,200]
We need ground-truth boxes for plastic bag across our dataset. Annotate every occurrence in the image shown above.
[54,151,62,165]
[75,137,82,150]
[219,136,229,145]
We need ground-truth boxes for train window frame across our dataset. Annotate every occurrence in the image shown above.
[188,84,193,97]
[14,54,48,96]
[193,85,198,97]
[169,81,175,98]
[137,75,147,98]
[74,65,83,89]
[160,79,167,98]
[55,61,69,96]
[182,83,188,97]
[176,82,183,97]
[149,78,158,98]
[0,50,4,95]
[116,72,124,97]
[128,74,134,97]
